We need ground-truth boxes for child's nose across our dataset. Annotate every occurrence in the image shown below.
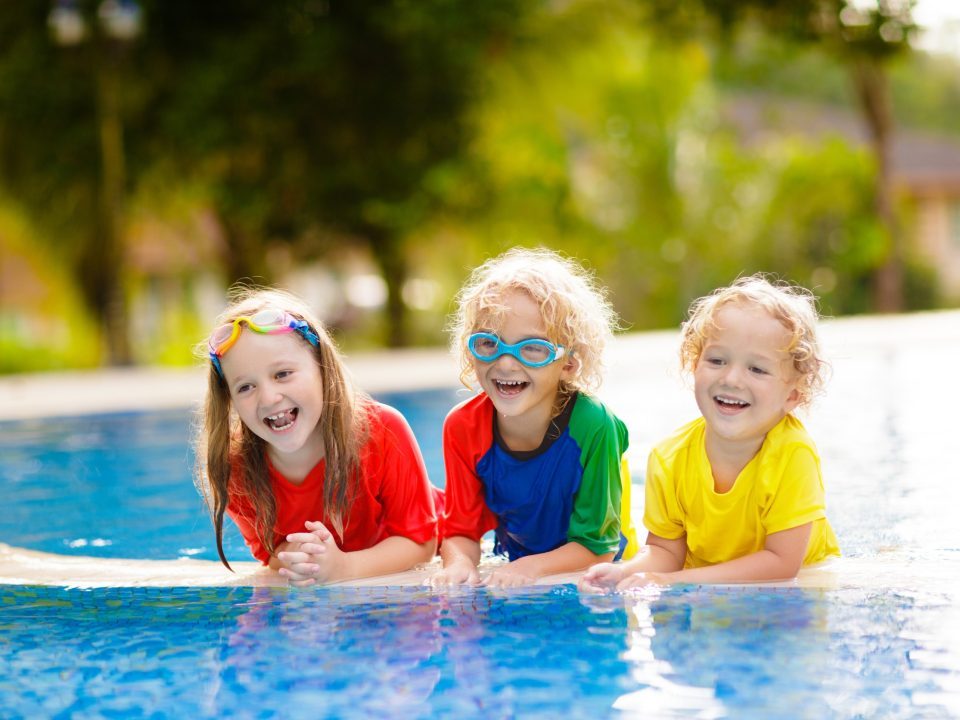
[722,364,745,386]
[259,381,284,405]
[493,352,524,370]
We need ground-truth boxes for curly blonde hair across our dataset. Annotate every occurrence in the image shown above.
[679,274,827,407]
[449,247,618,406]
[193,285,369,570]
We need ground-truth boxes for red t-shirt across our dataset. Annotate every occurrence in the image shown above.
[227,402,440,565]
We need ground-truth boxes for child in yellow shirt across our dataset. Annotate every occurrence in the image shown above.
[580,274,840,591]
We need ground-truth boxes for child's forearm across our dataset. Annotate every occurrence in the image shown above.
[661,549,801,585]
[511,541,612,579]
[619,542,684,574]
[657,523,810,585]
[439,535,481,569]
[268,540,294,571]
[338,535,437,581]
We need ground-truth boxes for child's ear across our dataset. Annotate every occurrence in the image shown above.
[784,386,802,413]
[561,353,580,380]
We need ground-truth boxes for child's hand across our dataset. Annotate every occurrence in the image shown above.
[577,562,624,593]
[424,561,481,588]
[616,571,670,591]
[482,561,537,588]
[276,520,345,587]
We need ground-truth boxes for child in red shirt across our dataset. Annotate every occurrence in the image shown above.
[195,287,440,586]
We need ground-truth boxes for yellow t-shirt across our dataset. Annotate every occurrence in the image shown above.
[643,414,840,568]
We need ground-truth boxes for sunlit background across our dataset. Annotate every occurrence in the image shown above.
[1,0,959,372]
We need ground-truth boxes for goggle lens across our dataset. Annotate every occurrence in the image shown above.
[208,307,320,377]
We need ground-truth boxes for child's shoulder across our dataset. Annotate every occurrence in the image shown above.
[652,417,706,461]
[444,392,494,430]
[442,392,496,453]
[764,414,817,454]
[359,401,408,446]
[366,400,406,429]
[568,393,625,433]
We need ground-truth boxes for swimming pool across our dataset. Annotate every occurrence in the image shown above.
[2,313,959,718]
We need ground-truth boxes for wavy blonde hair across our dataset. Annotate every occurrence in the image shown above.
[193,286,369,570]
[679,274,827,407]
[449,247,618,410]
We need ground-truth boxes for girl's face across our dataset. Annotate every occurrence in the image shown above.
[219,329,325,475]
[472,290,575,441]
[694,303,801,453]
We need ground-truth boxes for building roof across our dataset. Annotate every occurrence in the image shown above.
[722,93,960,196]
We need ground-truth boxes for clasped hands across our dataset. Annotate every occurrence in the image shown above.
[275,520,345,587]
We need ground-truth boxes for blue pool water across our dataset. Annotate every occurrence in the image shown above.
[0,388,458,563]
[2,315,960,718]
[1,583,955,719]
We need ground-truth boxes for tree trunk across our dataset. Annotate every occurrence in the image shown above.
[221,219,266,287]
[90,55,132,365]
[851,56,903,313]
[368,228,409,348]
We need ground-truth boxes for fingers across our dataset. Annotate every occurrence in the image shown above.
[276,548,324,584]
[285,521,333,547]
[285,532,329,547]
[424,567,481,588]
[616,572,654,591]
[576,577,608,594]
[278,567,319,586]
[303,520,333,542]
[481,570,534,588]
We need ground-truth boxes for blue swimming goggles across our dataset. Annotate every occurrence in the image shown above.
[467,332,566,369]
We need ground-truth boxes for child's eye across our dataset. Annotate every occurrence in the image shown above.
[705,357,724,366]
[749,366,769,376]
[275,370,293,380]
[235,383,253,395]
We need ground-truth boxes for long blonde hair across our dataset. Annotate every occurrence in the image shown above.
[194,286,369,570]
[449,247,618,411]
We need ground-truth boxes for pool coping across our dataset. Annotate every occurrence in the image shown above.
[4,542,956,592]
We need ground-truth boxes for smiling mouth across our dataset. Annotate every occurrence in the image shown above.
[264,409,298,431]
[714,396,750,410]
[494,379,529,396]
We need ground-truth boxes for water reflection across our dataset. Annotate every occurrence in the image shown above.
[0,585,633,718]
[581,583,960,719]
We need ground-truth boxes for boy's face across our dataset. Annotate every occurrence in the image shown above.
[694,303,801,454]
[471,290,575,447]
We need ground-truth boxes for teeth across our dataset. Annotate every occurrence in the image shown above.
[264,409,297,430]
[716,396,748,406]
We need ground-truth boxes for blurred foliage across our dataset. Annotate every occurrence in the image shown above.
[0,202,101,372]
[1,0,957,372]
[713,27,960,139]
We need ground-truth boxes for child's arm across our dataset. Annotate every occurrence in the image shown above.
[432,401,498,586]
[617,522,812,589]
[578,532,686,593]
[426,535,482,586]
[484,542,614,588]
[276,520,436,587]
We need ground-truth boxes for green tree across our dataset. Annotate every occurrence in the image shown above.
[0,0,523,363]
[643,0,917,311]
[144,0,522,346]
[0,0,146,364]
